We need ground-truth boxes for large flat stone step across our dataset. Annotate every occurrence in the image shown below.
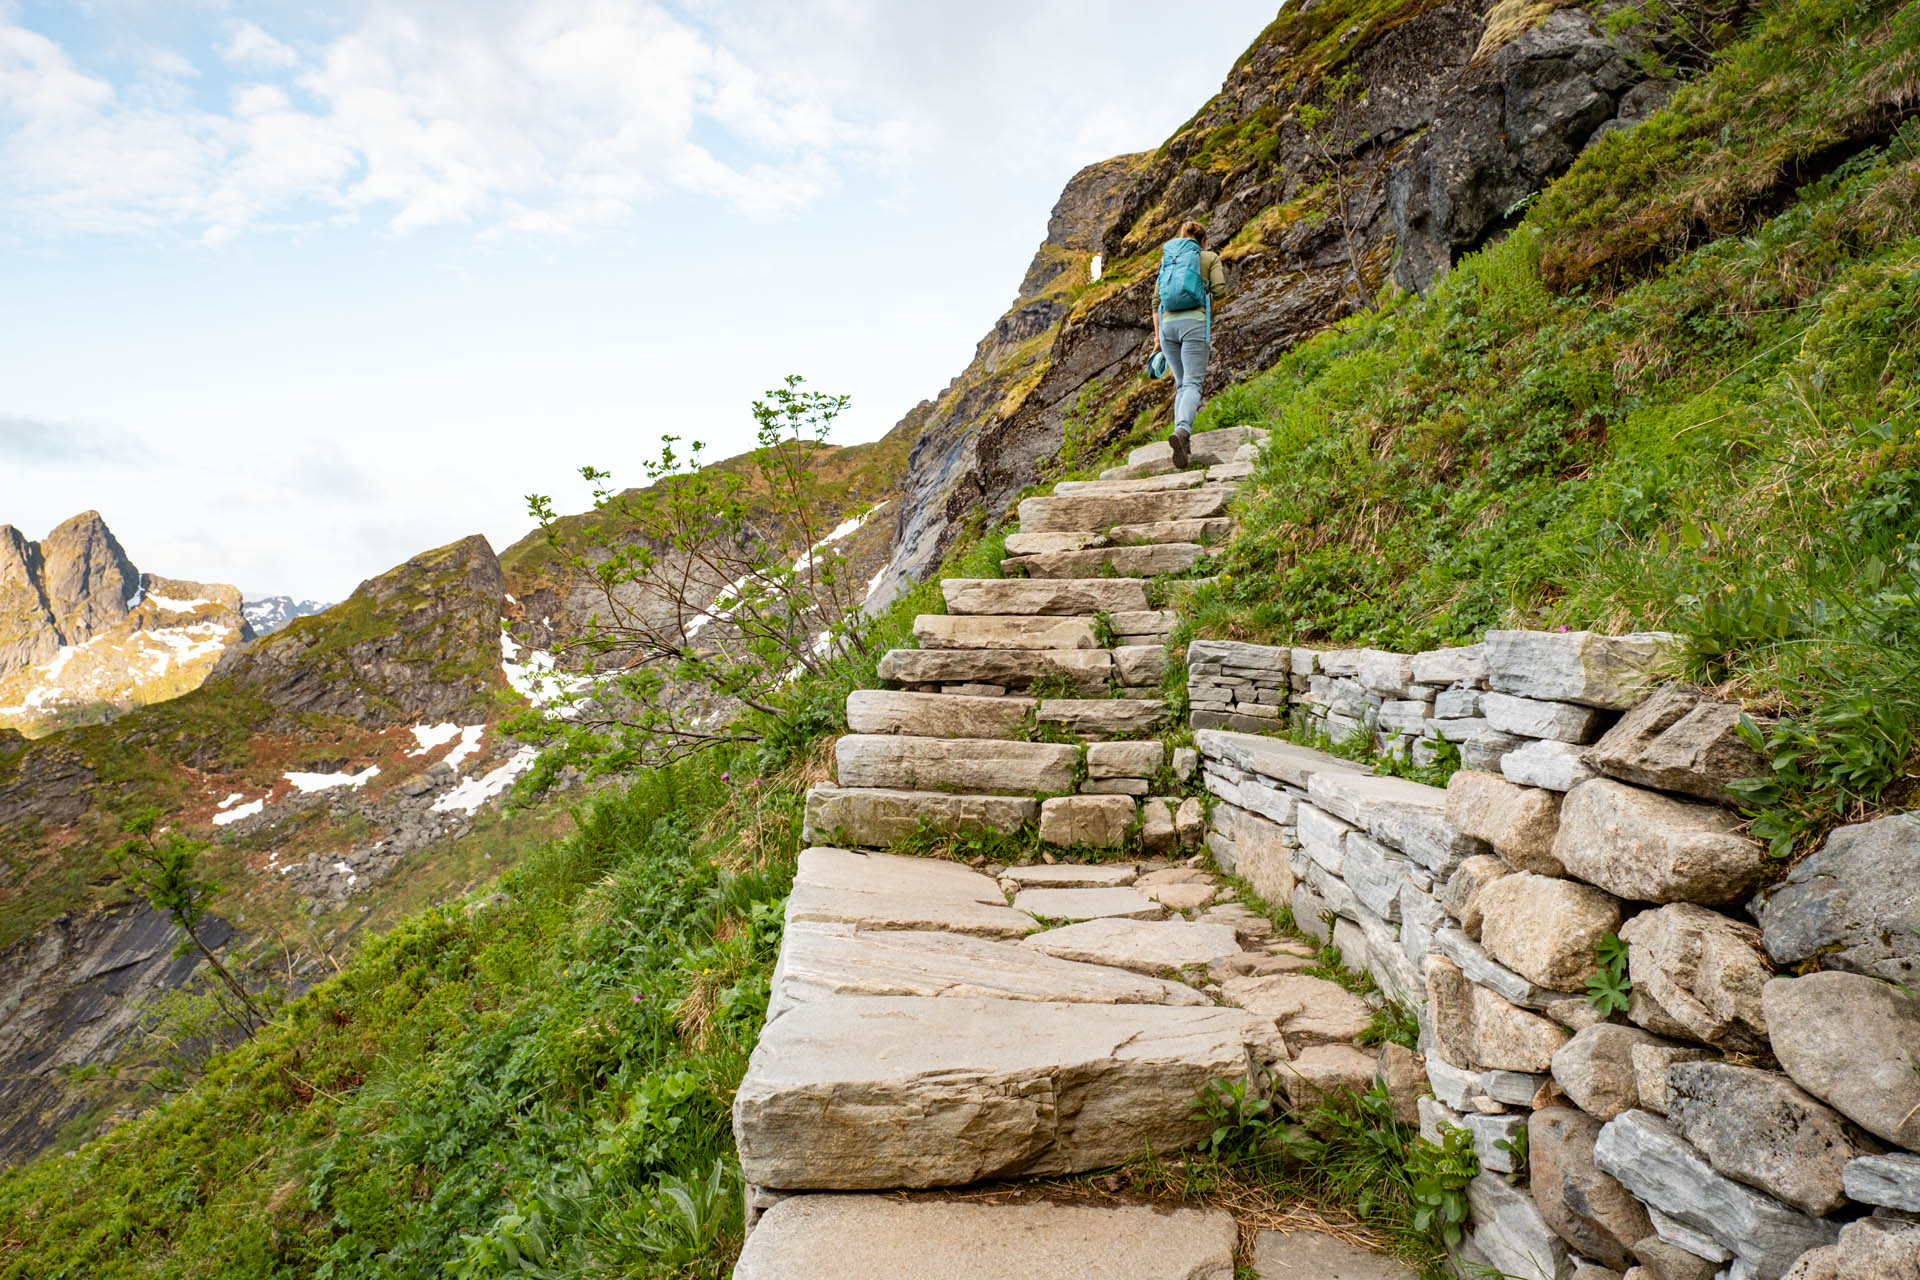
[734,1196,1238,1280]
[1016,485,1236,535]
[845,690,1032,739]
[836,734,1077,794]
[942,578,1150,616]
[732,994,1284,1189]
[785,846,1037,938]
[768,921,1207,1021]
[1098,426,1267,479]
[912,614,1098,649]
[878,647,1113,693]
[1053,472,1210,496]
[1005,542,1206,579]
[803,785,1036,847]
[1109,517,1233,546]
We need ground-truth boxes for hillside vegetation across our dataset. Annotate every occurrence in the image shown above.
[1,0,1915,1275]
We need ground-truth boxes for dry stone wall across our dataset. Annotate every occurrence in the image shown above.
[1195,628,1920,1280]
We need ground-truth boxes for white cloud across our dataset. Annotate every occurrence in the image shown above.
[220,20,298,72]
[0,0,901,240]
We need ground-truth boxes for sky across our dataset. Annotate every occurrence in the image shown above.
[0,0,1278,601]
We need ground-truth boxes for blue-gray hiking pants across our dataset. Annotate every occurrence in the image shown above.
[1160,314,1210,437]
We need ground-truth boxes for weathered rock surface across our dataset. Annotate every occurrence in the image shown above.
[835,734,1076,794]
[1485,630,1677,710]
[1551,780,1767,905]
[1842,1152,1920,1212]
[1007,543,1207,579]
[1251,1228,1415,1279]
[1468,1169,1576,1280]
[1483,692,1607,743]
[1757,813,1920,986]
[1503,738,1602,792]
[1628,1042,1708,1117]
[1446,770,1564,873]
[912,614,1098,650]
[1220,973,1375,1049]
[1038,794,1137,848]
[941,578,1150,616]
[1087,740,1164,778]
[803,785,1036,847]
[1531,1107,1652,1271]
[785,847,1037,939]
[1553,1025,1675,1122]
[1016,486,1234,534]
[1583,685,1766,804]
[1429,955,1569,1072]
[1478,872,1621,992]
[1012,887,1164,922]
[1196,729,1366,791]
[1443,854,1515,939]
[878,647,1112,693]
[1762,971,1920,1149]
[733,995,1281,1188]
[1665,1061,1876,1216]
[1036,697,1169,738]
[1619,905,1771,1053]
[1022,917,1242,973]
[768,922,1206,1020]
[844,690,1031,738]
[1000,864,1137,889]
[1593,1111,1839,1279]
[734,1195,1239,1280]
[1277,1043,1380,1110]
[0,510,140,672]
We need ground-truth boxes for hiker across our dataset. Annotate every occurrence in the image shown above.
[1152,219,1227,469]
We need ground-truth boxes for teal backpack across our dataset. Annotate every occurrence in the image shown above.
[1156,237,1209,313]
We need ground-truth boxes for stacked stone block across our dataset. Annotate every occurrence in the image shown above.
[1196,627,1920,1280]
[1186,638,1289,731]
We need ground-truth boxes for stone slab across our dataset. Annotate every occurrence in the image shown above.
[785,847,1038,939]
[803,785,1037,848]
[1023,917,1244,973]
[1484,630,1679,710]
[845,690,1033,739]
[735,1195,1238,1280]
[767,921,1204,1021]
[1036,698,1170,738]
[878,648,1113,693]
[913,614,1099,650]
[1197,729,1370,790]
[836,734,1077,794]
[733,995,1283,1188]
[1592,1110,1839,1279]
[1000,864,1138,888]
[1006,543,1206,579]
[1109,517,1235,546]
[1251,1228,1415,1279]
[1016,486,1235,534]
[1013,886,1164,922]
[1053,472,1210,495]
[942,578,1150,616]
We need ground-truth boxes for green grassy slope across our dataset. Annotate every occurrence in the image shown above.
[1189,0,1919,845]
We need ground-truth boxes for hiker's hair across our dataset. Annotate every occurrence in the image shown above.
[1178,219,1207,245]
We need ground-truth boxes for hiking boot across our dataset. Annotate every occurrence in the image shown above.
[1170,431,1191,470]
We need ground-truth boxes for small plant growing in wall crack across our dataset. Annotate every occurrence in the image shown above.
[1587,932,1632,1017]
[1407,1124,1478,1248]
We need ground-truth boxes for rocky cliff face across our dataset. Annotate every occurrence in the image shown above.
[871,0,1676,602]
[0,513,255,736]
[0,903,236,1165]
[213,534,505,728]
[0,511,140,672]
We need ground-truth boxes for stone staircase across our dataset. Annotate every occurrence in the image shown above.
[731,428,1420,1279]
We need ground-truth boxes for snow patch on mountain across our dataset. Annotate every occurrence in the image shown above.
[242,596,331,636]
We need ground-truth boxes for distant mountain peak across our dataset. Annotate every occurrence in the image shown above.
[243,595,331,636]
